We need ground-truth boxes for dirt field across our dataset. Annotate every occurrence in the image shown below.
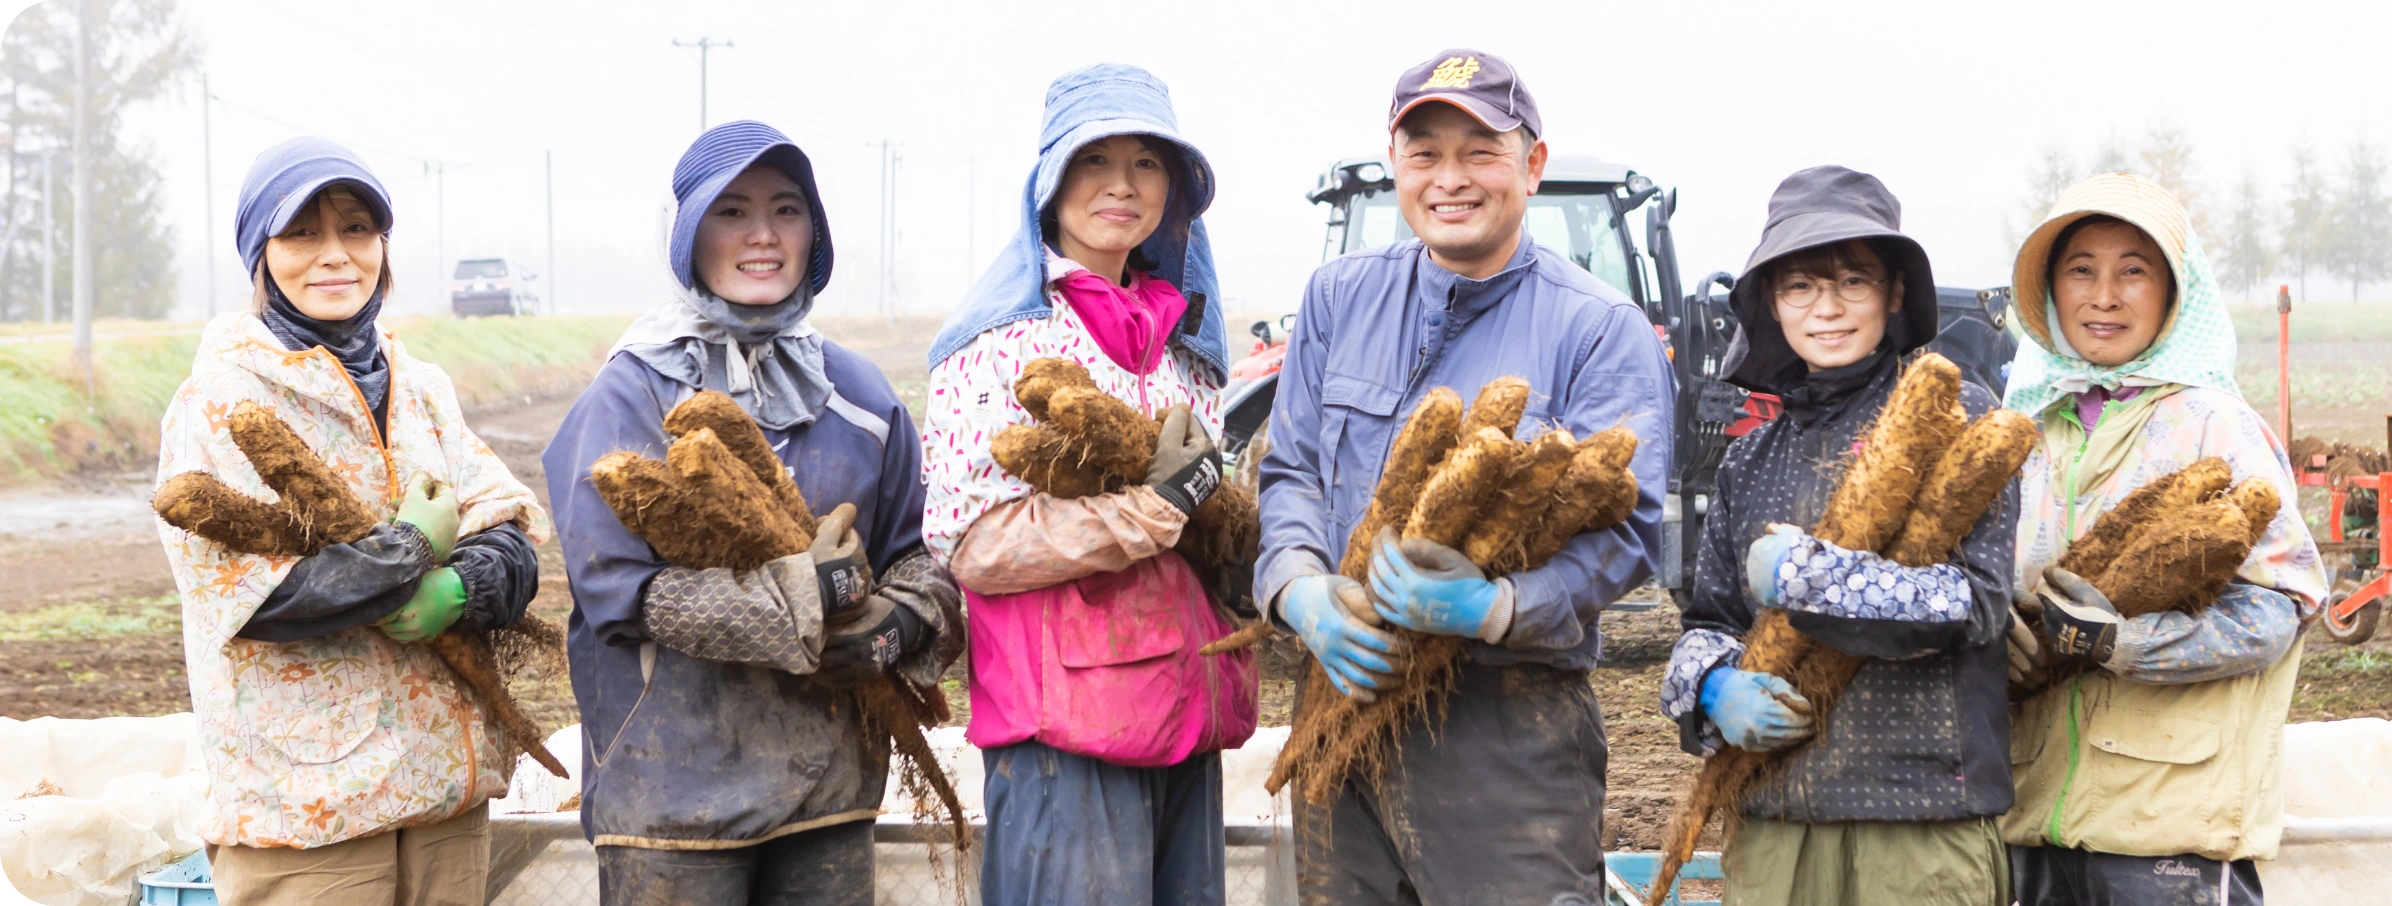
[1,323,2385,854]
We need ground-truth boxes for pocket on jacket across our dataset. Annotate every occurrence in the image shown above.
[241,638,381,765]
[2085,707,2223,810]
[1055,566,1187,668]
[1320,372,1401,537]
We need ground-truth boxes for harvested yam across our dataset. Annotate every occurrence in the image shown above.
[2058,456,2233,578]
[1649,353,2022,906]
[990,425,1116,498]
[429,630,566,778]
[1886,410,2041,567]
[1518,427,1640,570]
[1460,377,1533,437]
[2227,477,2281,545]
[665,391,816,538]
[1813,355,1966,552]
[1401,427,1521,547]
[664,428,813,570]
[1179,481,1260,580]
[153,471,319,558]
[229,402,382,546]
[2095,498,2255,617]
[1462,429,1578,569]
[1015,357,1096,422]
[1045,385,1162,479]
[1335,388,1464,576]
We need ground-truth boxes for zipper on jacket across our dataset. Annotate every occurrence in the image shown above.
[2044,673,2086,846]
[315,348,401,498]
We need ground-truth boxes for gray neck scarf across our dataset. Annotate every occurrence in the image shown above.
[615,285,831,431]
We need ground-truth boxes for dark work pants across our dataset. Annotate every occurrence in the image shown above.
[1296,661,1609,906]
[979,740,1226,906]
[2010,845,2263,906]
[596,819,874,906]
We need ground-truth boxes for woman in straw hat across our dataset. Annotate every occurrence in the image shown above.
[2001,173,2326,905]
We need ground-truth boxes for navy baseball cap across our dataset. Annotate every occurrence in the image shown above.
[1389,49,1542,140]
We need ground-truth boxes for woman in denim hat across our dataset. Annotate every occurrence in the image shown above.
[544,120,962,905]
[923,64,1256,906]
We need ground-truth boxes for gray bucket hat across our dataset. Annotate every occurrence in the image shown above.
[1721,166,1939,392]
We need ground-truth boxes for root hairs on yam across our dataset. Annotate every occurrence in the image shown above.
[664,391,816,537]
[1400,427,1519,548]
[990,424,1117,498]
[1461,429,1577,570]
[1336,389,1465,577]
[1459,377,1533,438]
[153,471,319,558]
[2226,477,2280,546]
[1044,386,1160,480]
[2094,499,2254,617]
[228,402,381,547]
[1811,353,1966,552]
[429,629,568,778]
[2058,456,2233,579]
[1885,410,2041,568]
[1518,427,1641,568]
[665,428,811,570]
[1014,357,1097,423]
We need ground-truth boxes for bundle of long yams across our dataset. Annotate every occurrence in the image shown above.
[152,402,571,779]
[2030,454,2281,632]
[1646,353,2040,904]
[991,357,1262,604]
[1251,377,1643,806]
[590,391,970,849]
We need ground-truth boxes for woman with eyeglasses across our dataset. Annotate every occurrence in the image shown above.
[1657,166,2019,905]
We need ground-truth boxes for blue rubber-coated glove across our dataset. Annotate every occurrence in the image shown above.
[1700,666,1816,752]
[1742,523,1804,609]
[1281,574,1403,702]
[1368,534,1500,639]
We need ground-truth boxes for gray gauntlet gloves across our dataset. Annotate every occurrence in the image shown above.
[643,556,828,674]
[1145,405,1222,517]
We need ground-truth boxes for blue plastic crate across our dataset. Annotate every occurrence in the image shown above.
[139,850,216,906]
[1604,850,1723,906]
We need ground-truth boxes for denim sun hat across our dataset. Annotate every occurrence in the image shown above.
[667,121,834,295]
[234,138,394,276]
[929,63,1227,375]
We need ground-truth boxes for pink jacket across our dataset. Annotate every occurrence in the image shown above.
[922,255,1257,766]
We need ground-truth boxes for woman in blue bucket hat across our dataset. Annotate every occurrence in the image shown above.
[922,64,1257,905]
[542,121,963,905]
[156,137,549,905]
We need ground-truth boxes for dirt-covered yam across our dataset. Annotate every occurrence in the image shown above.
[2095,498,2255,617]
[2227,477,2281,545]
[991,424,1116,498]
[1043,386,1163,481]
[1812,354,1966,553]
[666,428,810,571]
[1336,388,1465,577]
[1014,357,1097,422]
[2059,456,2234,578]
[1401,427,1520,548]
[1886,410,2040,568]
[1460,377,1533,438]
[664,391,816,536]
[229,401,381,546]
[1462,429,1577,570]
[1517,427,1640,568]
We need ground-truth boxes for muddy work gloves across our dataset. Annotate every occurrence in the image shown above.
[816,594,928,688]
[1701,666,1816,752]
[1280,574,1402,701]
[1145,405,1223,517]
[2035,567,2121,665]
[379,567,466,644]
[809,505,871,620]
[1741,524,1804,608]
[1367,533,1513,643]
[394,473,461,563]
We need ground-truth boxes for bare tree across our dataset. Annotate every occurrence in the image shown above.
[2139,122,2212,239]
[2088,133,2132,176]
[2010,145,2077,246]
[2282,143,2330,300]
[0,0,198,321]
[2325,137,2390,302]
[2217,166,2275,301]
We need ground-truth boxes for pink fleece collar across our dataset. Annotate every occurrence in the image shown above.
[1048,252,1187,376]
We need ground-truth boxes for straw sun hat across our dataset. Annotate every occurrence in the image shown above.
[2009,172,2191,351]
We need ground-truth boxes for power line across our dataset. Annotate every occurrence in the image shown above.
[671,38,734,131]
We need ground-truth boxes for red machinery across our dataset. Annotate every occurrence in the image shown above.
[2305,418,2391,645]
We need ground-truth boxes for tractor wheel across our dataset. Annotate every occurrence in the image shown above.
[2322,578,2382,645]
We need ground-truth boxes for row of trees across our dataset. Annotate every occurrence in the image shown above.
[0,0,197,322]
[2017,124,2391,302]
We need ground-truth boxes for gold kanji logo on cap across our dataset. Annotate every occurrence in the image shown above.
[1421,56,1480,90]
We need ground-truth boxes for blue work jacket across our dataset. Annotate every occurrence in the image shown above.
[1255,237,1675,670]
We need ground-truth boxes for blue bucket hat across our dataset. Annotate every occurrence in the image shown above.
[929,64,1226,375]
[668,121,833,295]
[234,138,394,276]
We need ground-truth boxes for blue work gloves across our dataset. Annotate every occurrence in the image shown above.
[1700,666,1816,752]
[1280,574,1402,702]
[1742,523,1804,609]
[1368,532,1503,640]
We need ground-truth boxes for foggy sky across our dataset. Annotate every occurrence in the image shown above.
[72,0,2392,323]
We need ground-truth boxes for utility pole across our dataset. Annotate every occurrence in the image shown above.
[40,149,52,323]
[201,72,216,315]
[70,0,92,387]
[672,38,733,131]
[422,160,467,297]
[545,149,555,315]
[877,141,902,321]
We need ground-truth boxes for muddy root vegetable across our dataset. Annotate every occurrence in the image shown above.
[1460,377,1533,438]
[1886,410,2041,568]
[989,424,1116,498]
[228,402,382,547]
[1015,357,1097,422]
[153,471,319,558]
[2227,477,2281,546]
[2057,456,2233,579]
[1518,427,1641,569]
[1401,427,1521,547]
[1336,389,1466,577]
[1044,386,1162,480]
[2095,498,2255,617]
[665,391,816,537]
[429,630,568,778]
[1462,429,1578,570]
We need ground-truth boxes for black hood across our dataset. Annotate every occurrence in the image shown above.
[1721,165,1940,394]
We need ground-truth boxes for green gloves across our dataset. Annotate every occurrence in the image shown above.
[381,567,466,643]
[395,473,461,563]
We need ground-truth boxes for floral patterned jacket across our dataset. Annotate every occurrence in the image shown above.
[155,312,550,849]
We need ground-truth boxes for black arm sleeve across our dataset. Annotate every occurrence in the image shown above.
[451,523,540,630]
[238,523,434,642]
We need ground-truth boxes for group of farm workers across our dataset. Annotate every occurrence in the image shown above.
[149,44,2324,906]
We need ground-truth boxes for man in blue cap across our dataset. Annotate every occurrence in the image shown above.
[1255,49,1675,903]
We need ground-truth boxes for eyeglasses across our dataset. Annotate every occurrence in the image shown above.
[1774,272,1887,310]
